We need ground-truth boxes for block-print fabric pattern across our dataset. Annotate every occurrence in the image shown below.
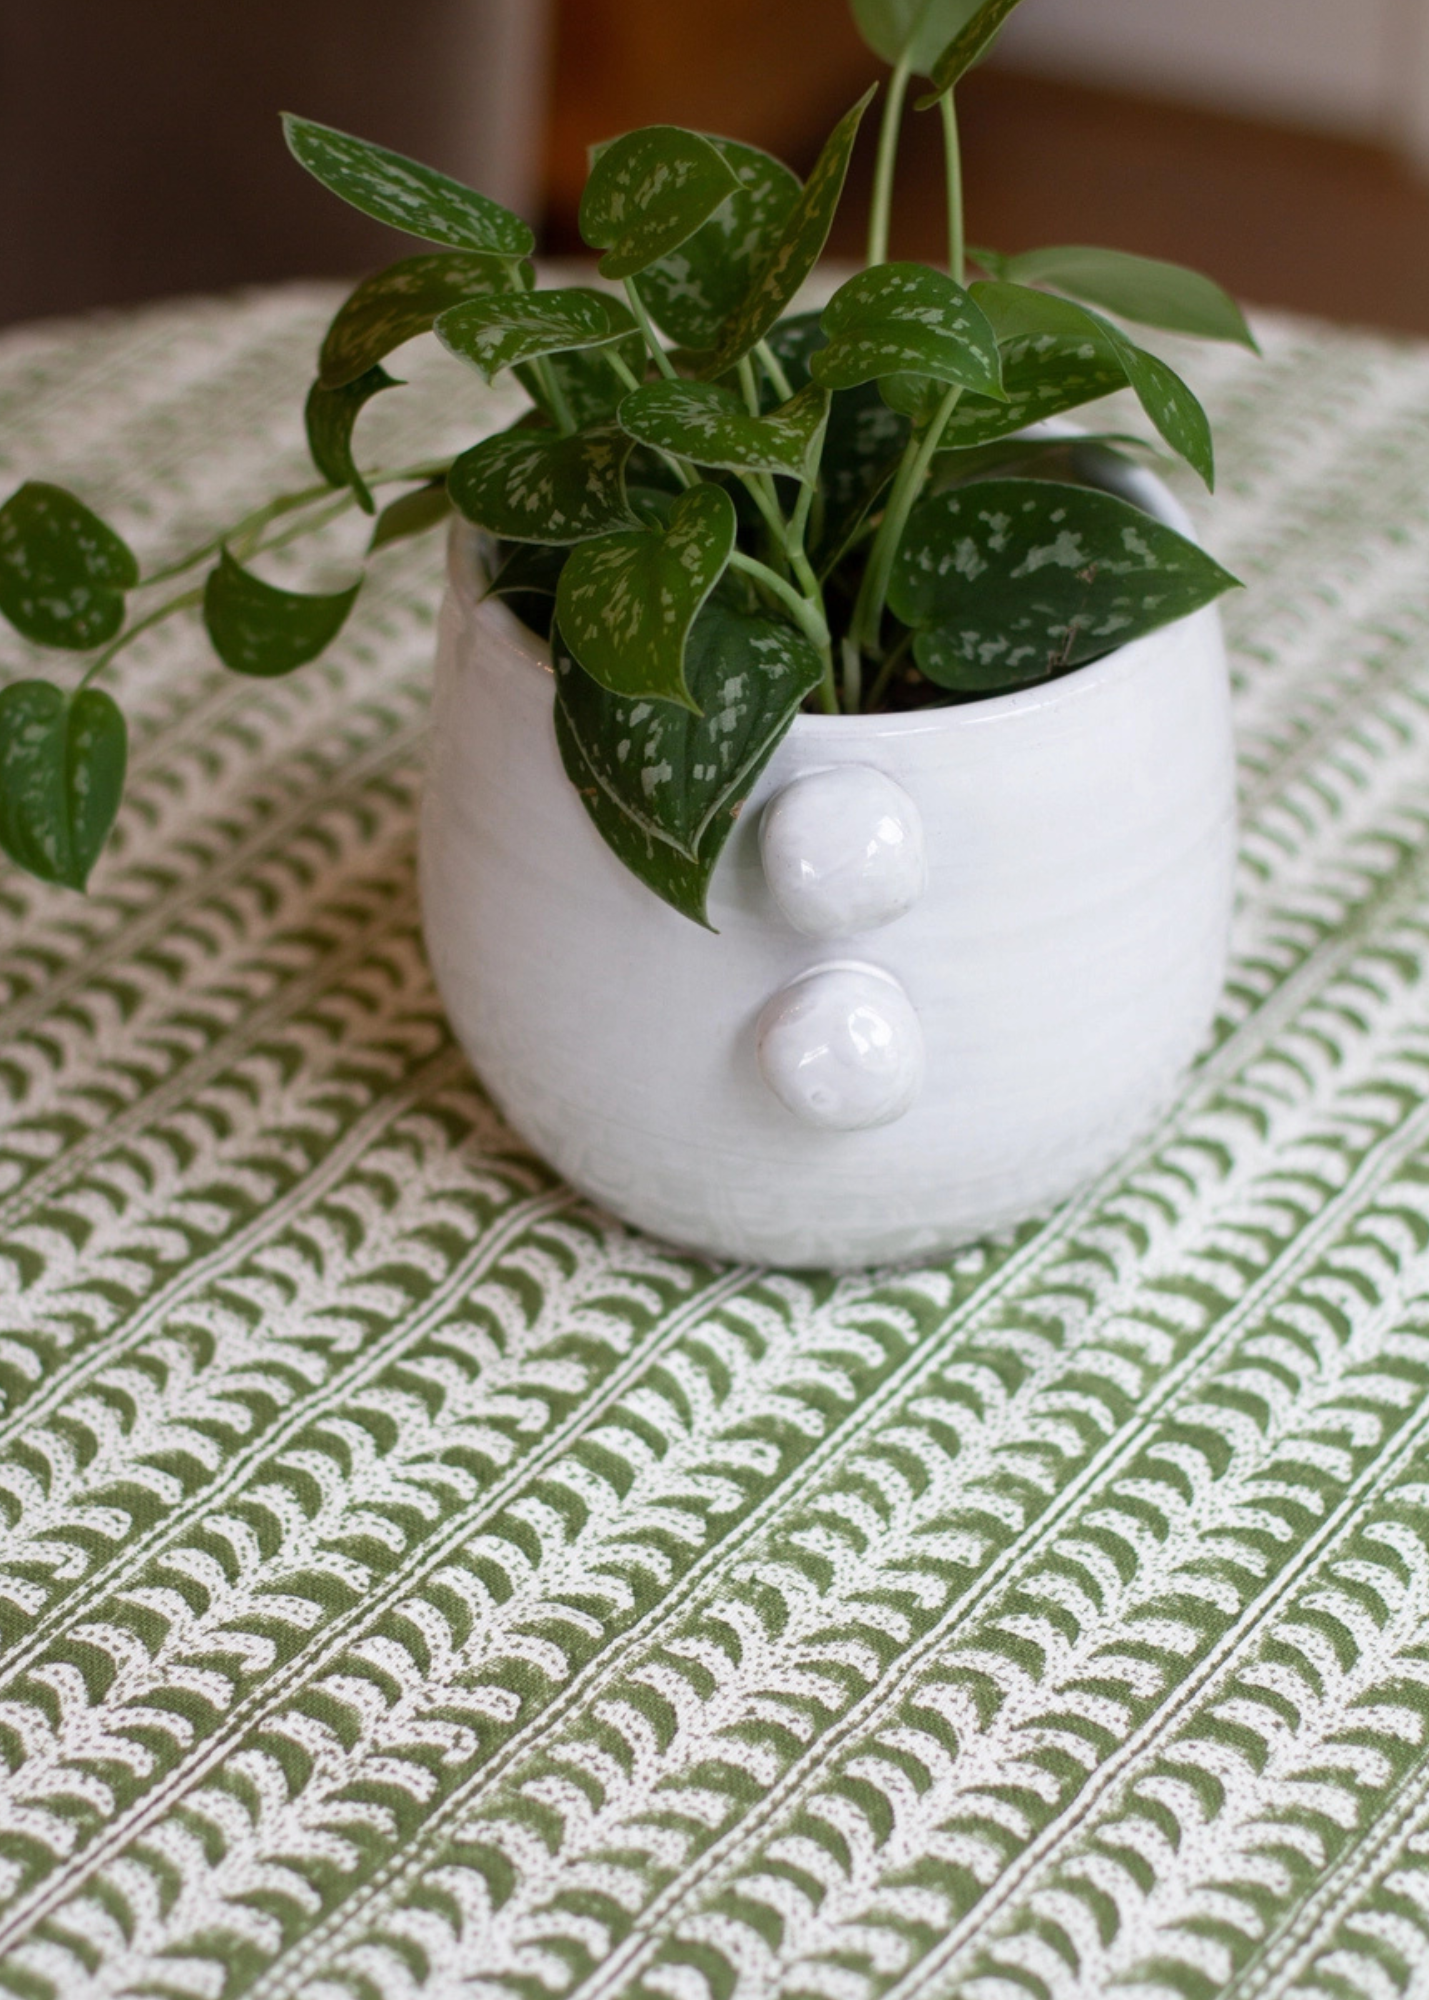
[2,284,1429,2000]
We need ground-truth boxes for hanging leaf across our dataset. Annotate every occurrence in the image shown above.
[918,0,1029,104]
[447,422,637,544]
[554,598,823,925]
[517,338,649,429]
[554,482,737,710]
[851,0,985,74]
[318,252,519,388]
[368,480,451,553]
[812,263,1004,400]
[618,380,830,480]
[934,281,1129,447]
[0,681,126,890]
[282,114,534,257]
[700,87,877,378]
[996,244,1258,350]
[436,288,638,383]
[639,137,801,350]
[304,364,400,514]
[579,127,742,282]
[888,478,1238,691]
[1081,307,1216,487]
[0,483,139,651]
[203,549,361,677]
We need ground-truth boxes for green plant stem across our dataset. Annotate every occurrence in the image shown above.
[533,355,577,434]
[737,355,762,418]
[852,382,963,660]
[867,52,913,267]
[940,88,965,283]
[755,340,794,405]
[605,348,644,395]
[79,587,204,688]
[728,549,837,714]
[623,277,678,380]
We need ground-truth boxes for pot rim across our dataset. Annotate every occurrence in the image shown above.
[447,439,1212,741]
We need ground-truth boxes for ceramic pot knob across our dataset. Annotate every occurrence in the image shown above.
[756,962,924,1131]
[760,764,927,939]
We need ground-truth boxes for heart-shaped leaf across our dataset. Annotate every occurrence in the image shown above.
[934,281,1129,447]
[812,263,1004,400]
[554,597,823,924]
[851,0,984,74]
[305,364,400,513]
[283,114,534,257]
[0,681,126,890]
[447,422,637,544]
[436,288,638,383]
[203,550,361,677]
[319,252,519,388]
[995,244,1257,350]
[701,88,877,378]
[639,137,801,350]
[579,127,742,282]
[554,482,737,710]
[368,480,451,553]
[618,380,830,480]
[0,484,139,651]
[888,478,1237,691]
[919,0,1028,103]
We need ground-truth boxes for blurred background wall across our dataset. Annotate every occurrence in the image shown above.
[4,0,1429,333]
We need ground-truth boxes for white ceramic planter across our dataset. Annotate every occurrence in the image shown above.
[420,461,1235,1269]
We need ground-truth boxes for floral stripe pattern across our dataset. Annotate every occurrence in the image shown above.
[3,289,1429,2000]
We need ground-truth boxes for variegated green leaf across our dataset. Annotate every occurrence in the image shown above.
[202,549,361,677]
[282,113,534,256]
[0,482,139,651]
[304,364,400,514]
[435,288,639,384]
[639,137,801,350]
[918,0,1029,102]
[617,380,830,480]
[812,262,1004,400]
[579,127,741,282]
[317,252,519,388]
[934,280,1130,445]
[554,482,737,710]
[888,477,1238,690]
[446,422,637,544]
[0,680,126,889]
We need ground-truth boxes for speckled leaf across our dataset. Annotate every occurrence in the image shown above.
[618,380,830,480]
[555,482,737,710]
[282,114,534,256]
[447,422,636,544]
[997,244,1257,349]
[888,477,1237,691]
[851,0,985,74]
[934,281,1129,446]
[0,681,126,890]
[639,137,801,350]
[554,597,822,922]
[580,127,741,282]
[203,549,361,677]
[1086,306,1216,487]
[0,482,139,651]
[919,0,1028,102]
[368,479,451,553]
[436,288,638,383]
[701,88,877,377]
[812,263,1004,399]
[318,252,518,388]
[304,364,400,513]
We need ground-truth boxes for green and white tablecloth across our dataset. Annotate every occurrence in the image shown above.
[2,283,1429,2000]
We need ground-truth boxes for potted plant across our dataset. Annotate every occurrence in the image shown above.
[0,0,1254,1267]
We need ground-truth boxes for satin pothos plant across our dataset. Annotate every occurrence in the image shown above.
[0,0,1252,924]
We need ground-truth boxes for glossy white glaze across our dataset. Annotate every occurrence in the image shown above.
[420,458,1236,1268]
[756,961,924,1129]
[759,765,928,939]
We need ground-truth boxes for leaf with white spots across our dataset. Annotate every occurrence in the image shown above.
[317,252,520,388]
[579,127,742,283]
[202,550,361,677]
[0,680,126,890]
[0,482,139,651]
[919,0,1029,102]
[553,599,823,923]
[435,287,639,384]
[618,380,830,481]
[931,280,1130,446]
[812,262,1004,401]
[888,477,1238,692]
[282,114,534,257]
[447,421,637,544]
[554,482,738,711]
[304,364,400,514]
[639,137,801,350]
